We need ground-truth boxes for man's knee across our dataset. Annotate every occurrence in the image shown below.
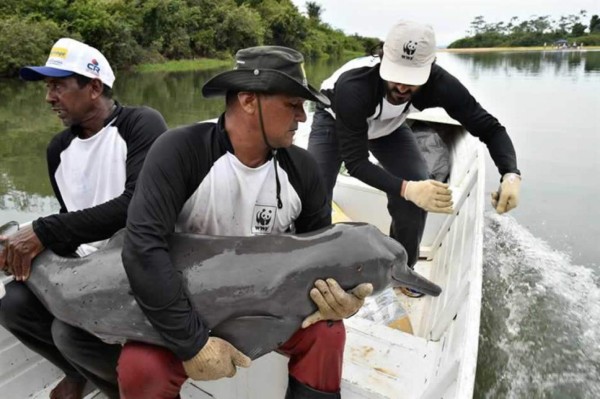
[284,321,345,393]
[304,321,346,352]
[0,282,43,329]
[51,319,83,356]
[118,342,187,399]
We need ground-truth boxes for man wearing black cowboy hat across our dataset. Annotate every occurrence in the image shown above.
[118,46,373,399]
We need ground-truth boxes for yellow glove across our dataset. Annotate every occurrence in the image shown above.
[301,278,373,329]
[403,180,453,214]
[491,173,521,214]
[182,336,251,381]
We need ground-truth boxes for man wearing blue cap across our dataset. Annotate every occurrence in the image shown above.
[0,38,167,398]
[118,45,372,399]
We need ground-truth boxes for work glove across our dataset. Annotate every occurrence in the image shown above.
[403,180,453,214]
[302,278,373,328]
[491,173,521,214]
[182,336,251,381]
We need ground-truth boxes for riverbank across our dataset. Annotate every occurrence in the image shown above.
[132,50,364,73]
[440,46,600,53]
[133,58,233,73]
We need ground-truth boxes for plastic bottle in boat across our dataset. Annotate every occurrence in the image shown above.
[355,287,413,334]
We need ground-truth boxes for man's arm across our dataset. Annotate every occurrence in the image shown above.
[123,127,251,379]
[335,75,453,214]
[33,108,168,254]
[417,65,521,213]
[334,79,405,197]
[420,66,520,177]
[121,128,210,361]
[288,149,332,233]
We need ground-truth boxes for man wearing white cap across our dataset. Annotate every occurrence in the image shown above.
[308,20,521,274]
[0,38,167,398]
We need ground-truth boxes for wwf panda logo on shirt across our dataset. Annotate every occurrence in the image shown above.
[252,205,276,234]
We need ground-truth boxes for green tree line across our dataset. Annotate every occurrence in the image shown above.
[0,0,379,77]
[449,11,600,48]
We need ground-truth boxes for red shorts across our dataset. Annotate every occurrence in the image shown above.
[118,320,345,399]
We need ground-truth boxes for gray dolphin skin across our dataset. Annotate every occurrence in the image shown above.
[1,221,441,360]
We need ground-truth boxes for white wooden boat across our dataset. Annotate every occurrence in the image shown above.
[0,108,484,398]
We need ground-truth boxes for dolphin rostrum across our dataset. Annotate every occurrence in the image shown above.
[1,221,441,360]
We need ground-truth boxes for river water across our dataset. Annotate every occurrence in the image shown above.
[1,50,599,398]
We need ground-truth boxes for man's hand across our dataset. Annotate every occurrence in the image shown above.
[0,226,44,281]
[491,173,521,214]
[403,180,453,214]
[302,278,373,329]
[182,336,251,381]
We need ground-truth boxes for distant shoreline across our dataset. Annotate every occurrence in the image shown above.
[132,50,363,73]
[439,46,600,53]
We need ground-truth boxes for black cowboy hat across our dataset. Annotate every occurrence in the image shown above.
[202,46,330,106]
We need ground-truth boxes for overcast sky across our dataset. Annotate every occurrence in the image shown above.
[290,0,599,45]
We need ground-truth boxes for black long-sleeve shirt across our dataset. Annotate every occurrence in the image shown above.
[323,60,520,197]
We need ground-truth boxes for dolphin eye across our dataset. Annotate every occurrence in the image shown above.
[356,264,363,272]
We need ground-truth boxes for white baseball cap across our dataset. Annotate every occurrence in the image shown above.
[20,38,115,88]
[380,21,436,86]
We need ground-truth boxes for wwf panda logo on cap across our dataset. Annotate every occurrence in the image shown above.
[380,21,436,86]
[403,41,418,57]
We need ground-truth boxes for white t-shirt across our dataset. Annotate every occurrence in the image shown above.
[54,120,126,255]
[176,152,302,236]
[321,56,416,140]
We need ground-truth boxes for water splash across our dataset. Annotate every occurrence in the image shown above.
[475,212,600,399]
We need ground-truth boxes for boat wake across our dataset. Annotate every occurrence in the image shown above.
[476,212,600,399]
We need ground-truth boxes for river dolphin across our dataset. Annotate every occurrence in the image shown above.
[1,221,441,360]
